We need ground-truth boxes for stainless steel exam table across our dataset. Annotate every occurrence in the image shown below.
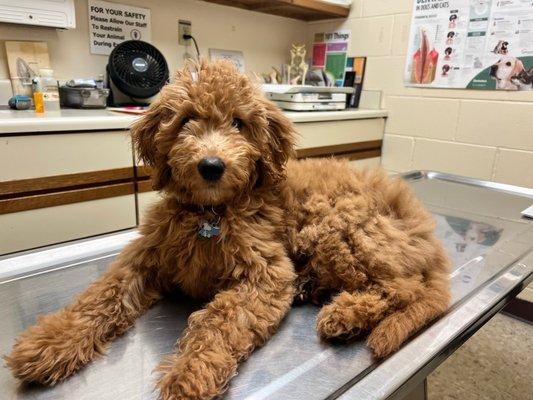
[1,171,532,400]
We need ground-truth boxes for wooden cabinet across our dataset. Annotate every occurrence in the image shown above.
[0,114,386,253]
[0,196,136,255]
[0,131,133,181]
[201,0,350,21]
[295,118,383,160]
[0,131,137,255]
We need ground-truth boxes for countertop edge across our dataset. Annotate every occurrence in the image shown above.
[0,109,388,134]
[285,109,388,123]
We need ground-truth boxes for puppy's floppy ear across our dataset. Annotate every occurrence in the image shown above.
[259,98,297,185]
[131,97,172,190]
[512,59,525,76]
[131,97,162,166]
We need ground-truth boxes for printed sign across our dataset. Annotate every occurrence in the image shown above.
[405,0,533,91]
[312,30,351,86]
[209,49,245,73]
[88,0,151,55]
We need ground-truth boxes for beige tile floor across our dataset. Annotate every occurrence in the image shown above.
[427,313,532,399]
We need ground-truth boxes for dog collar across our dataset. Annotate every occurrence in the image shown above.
[182,203,226,215]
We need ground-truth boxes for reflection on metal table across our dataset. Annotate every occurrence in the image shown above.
[1,171,532,400]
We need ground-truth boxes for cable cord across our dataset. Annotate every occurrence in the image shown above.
[183,34,200,59]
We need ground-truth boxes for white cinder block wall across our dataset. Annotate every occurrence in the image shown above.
[308,0,533,188]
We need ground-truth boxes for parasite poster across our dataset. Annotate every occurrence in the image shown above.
[404,0,533,91]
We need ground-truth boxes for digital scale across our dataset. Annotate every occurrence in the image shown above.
[262,84,355,111]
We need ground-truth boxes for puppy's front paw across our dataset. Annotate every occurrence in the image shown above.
[156,353,237,400]
[316,303,363,340]
[366,320,403,359]
[5,316,98,385]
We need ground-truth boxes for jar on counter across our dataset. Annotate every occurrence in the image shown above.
[37,69,61,111]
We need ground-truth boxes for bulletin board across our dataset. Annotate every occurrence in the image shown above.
[404,0,533,91]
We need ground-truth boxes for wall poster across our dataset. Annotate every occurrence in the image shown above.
[312,30,351,86]
[404,0,533,91]
[88,0,151,55]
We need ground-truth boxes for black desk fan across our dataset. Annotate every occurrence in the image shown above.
[107,40,169,106]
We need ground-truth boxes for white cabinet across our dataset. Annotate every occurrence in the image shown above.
[0,112,386,254]
[0,130,136,255]
[0,0,76,29]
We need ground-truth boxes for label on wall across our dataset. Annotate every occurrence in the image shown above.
[88,0,151,55]
[404,0,533,91]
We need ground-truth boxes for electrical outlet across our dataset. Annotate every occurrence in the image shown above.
[178,20,192,46]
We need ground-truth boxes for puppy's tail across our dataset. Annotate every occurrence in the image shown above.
[366,277,450,358]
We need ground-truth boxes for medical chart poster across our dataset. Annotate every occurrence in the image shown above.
[404,0,533,91]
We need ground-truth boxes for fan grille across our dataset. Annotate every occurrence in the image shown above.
[108,40,169,99]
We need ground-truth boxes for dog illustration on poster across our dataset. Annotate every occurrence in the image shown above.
[490,41,530,90]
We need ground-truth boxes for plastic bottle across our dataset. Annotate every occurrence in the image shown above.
[32,78,44,113]
[38,69,61,111]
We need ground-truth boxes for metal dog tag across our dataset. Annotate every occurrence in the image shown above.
[198,219,221,240]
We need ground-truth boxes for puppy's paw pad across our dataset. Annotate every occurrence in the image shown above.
[316,304,361,339]
[366,329,398,359]
[155,355,234,400]
[6,342,70,385]
[6,325,97,385]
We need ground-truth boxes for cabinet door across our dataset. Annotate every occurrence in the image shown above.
[137,191,162,224]
[294,118,384,149]
[0,130,136,255]
[0,131,133,182]
[0,195,136,255]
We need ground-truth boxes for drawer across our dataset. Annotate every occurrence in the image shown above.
[0,194,136,255]
[295,118,385,149]
[0,131,133,182]
[137,191,162,223]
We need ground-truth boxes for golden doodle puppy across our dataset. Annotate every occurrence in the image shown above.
[6,61,450,399]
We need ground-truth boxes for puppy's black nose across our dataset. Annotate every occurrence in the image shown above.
[197,157,225,181]
[490,65,498,77]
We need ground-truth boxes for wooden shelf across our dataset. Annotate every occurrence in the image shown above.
[202,0,350,21]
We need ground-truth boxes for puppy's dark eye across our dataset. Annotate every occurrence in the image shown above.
[181,117,190,126]
[506,61,512,67]
[232,118,243,130]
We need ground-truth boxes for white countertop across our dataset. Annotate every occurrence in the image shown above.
[0,109,137,134]
[0,108,387,134]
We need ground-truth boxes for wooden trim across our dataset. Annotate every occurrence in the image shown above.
[340,149,381,161]
[136,165,152,179]
[137,142,382,193]
[137,141,383,179]
[296,140,382,158]
[0,167,135,197]
[0,183,135,215]
[137,180,155,193]
[202,0,349,21]
[286,0,348,15]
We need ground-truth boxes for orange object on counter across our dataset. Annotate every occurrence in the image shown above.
[33,91,44,113]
